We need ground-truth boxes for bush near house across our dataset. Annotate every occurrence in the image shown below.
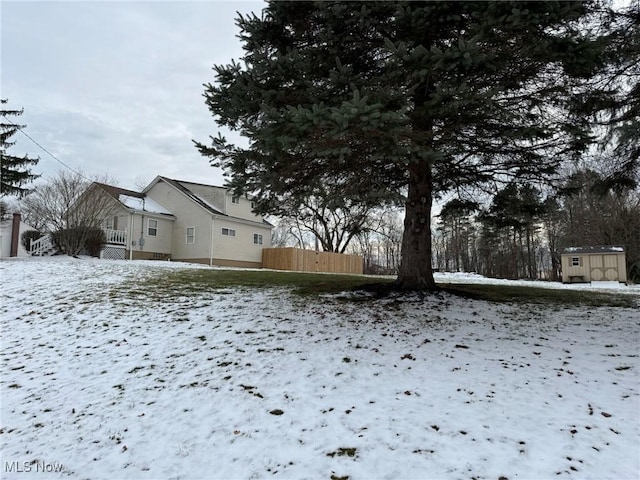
[53,227,106,257]
[21,230,41,252]
[85,228,107,257]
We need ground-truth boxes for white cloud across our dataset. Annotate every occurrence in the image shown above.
[1,1,265,190]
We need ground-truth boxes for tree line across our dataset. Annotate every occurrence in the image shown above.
[272,165,640,283]
[434,169,640,282]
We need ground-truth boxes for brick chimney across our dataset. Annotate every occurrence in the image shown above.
[10,213,21,257]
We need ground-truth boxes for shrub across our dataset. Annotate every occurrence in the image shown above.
[629,261,640,284]
[53,227,106,257]
[85,228,107,257]
[21,230,42,251]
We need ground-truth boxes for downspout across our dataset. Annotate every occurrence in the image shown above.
[129,212,134,260]
[141,199,145,251]
[209,216,215,267]
[139,212,145,251]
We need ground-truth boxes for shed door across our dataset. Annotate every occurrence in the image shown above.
[603,255,619,281]
[589,255,604,281]
[590,254,619,281]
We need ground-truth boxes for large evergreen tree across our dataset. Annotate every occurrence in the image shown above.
[197,1,617,289]
[574,2,639,191]
[1,99,40,197]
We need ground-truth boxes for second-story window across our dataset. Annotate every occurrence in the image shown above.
[231,196,240,205]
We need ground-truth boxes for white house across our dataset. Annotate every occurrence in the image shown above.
[89,182,177,261]
[142,176,273,267]
[53,177,274,267]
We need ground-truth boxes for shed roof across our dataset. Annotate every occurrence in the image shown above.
[562,246,625,255]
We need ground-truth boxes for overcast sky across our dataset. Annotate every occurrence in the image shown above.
[1,0,265,191]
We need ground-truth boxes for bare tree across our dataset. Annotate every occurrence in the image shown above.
[271,193,378,253]
[0,198,11,221]
[270,216,313,249]
[351,208,404,274]
[20,170,118,256]
[293,196,376,253]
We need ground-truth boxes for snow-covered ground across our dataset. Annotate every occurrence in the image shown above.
[433,271,640,295]
[1,257,638,480]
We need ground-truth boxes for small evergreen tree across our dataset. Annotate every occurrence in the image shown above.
[0,99,40,197]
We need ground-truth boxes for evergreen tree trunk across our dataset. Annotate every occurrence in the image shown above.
[396,164,436,290]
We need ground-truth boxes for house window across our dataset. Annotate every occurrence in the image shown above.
[186,226,195,244]
[571,257,581,267]
[104,216,117,230]
[222,227,236,237]
[231,196,240,205]
[148,219,158,237]
[253,233,263,245]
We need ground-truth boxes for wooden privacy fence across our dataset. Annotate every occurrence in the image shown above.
[262,247,363,274]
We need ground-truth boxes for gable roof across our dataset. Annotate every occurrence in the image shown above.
[94,182,143,201]
[151,177,225,215]
[562,246,625,255]
[143,176,273,228]
[93,182,175,217]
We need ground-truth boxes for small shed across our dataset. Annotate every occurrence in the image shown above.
[561,246,627,283]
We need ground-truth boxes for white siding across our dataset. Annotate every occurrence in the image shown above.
[146,179,272,264]
[178,181,266,223]
[215,219,272,264]
[224,194,263,222]
[0,220,33,258]
[128,213,173,254]
[146,181,213,261]
[178,182,226,213]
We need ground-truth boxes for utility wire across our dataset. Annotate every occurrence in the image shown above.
[1,114,92,181]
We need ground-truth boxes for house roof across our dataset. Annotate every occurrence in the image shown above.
[562,246,625,255]
[94,183,144,200]
[155,177,225,215]
[118,194,174,216]
[93,183,175,217]
[143,176,274,228]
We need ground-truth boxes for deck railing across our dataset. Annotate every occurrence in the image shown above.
[29,234,54,256]
[105,229,127,246]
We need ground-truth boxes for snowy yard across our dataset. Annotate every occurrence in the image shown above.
[1,257,639,480]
